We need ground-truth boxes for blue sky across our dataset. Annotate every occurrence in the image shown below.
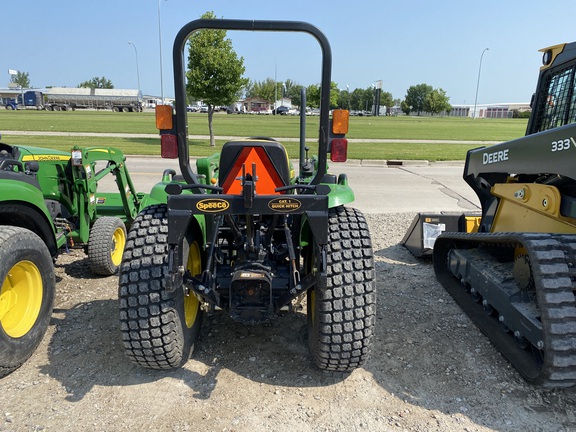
[3,0,576,105]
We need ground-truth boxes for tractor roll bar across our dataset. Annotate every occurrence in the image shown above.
[171,19,332,186]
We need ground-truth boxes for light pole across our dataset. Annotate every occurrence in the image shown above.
[158,0,167,104]
[346,84,350,110]
[473,48,489,119]
[128,41,141,93]
[274,60,277,110]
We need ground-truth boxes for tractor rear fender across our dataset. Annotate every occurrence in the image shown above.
[166,211,207,269]
[139,182,172,208]
[298,182,353,248]
[0,202,58,257]
[324,182,355,208]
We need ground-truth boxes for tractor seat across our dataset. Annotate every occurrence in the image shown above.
[218,138,291,195]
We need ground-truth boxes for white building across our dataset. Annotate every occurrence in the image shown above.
[451,102,531,118]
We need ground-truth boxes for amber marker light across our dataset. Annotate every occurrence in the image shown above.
[332,109,349,134]
[155,104,173,130]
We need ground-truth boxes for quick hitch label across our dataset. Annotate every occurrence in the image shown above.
[268,198,302,212]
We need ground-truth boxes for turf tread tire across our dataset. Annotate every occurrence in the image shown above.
[308,206,376,372]
[88,216,126,276]
[118,205,202,370]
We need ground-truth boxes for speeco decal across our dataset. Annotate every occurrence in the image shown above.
[196,198,230,212]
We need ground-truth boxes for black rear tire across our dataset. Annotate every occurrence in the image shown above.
[307,206,376,371]
[118,205,204,370]
[88,216,127,276]
[0,226,55,378]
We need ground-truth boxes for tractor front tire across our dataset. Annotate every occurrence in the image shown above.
[0,226,55,378]
[307,206,376,372]
[118,205,203,370]
[88,216,127,276]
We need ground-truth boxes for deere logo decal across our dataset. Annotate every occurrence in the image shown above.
[22,155,70,162]
[268,198,302,212]
[196,198,230,212]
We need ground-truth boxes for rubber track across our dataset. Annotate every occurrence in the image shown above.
[433,232,576,388]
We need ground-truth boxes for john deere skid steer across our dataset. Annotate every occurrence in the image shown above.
[118,19,376,372]
[433,42,576,387]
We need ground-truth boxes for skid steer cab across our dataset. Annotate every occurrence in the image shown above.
[118,19,375,374]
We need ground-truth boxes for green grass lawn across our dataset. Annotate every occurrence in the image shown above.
[0,110,528,161]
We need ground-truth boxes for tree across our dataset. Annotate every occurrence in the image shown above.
[245,78,277,102]
[78,76,114,89]
[305,82,339,109]
[286,82,303,109]
[306,84,320,108]
[329,82,340,109]
[380,91,394,110]
[349,88,363,111]
[404,83,433,115]
[187,11,248,147]
[10,71,30,88]
[350,87,374,112]
[337,88,351,110]
[424,88,452,116]
[400,100,411,115]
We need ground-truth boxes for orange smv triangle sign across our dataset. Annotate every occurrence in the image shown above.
[221,147,285,195]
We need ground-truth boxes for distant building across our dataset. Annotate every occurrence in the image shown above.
[243,97,271,113]
[143,95,161,109]
[451,103,531,118]
[0,88,24,107]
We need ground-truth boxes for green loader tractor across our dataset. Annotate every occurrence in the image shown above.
[118,19,376,372]
[0,141,170,377]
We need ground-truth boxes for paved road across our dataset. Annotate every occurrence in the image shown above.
[3,130,499,146]
[111,157,480,215]
[4,130,485,214]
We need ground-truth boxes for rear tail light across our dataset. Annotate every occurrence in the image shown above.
[330,138,348,162]
[161,134,178,158]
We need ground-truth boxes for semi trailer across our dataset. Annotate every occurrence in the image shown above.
[6,88,142,112]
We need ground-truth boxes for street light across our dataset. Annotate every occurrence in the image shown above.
[158,0,167,104]
[473,48,489,119]
[346,84,350,110]
[128,41,141,93]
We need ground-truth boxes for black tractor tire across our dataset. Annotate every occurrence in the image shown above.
[118,204,204,370]
[307,206,376,372]
[0,226,55,378]
[88,216,127,276]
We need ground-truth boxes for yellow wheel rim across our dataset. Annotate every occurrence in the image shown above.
[184,241,201,328]
[110,226,126,266]
[0,261,43,338]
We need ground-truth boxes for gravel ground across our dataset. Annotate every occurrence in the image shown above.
[1,212,575,432]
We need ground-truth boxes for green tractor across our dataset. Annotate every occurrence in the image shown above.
[118,19,376,372]
[0,141,171,377]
